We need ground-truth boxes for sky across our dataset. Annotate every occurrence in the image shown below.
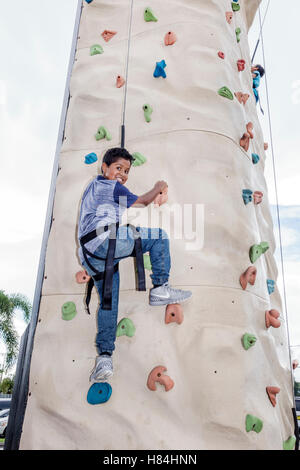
[0,0,299,378]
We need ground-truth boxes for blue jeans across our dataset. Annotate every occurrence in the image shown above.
[82,225,171,355]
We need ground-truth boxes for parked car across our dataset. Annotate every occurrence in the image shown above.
[0,409,9,438]
[0,398,11,411]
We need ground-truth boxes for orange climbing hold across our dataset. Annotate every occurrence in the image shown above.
[164,31,177,46]
[147,366,174,392]
[240,122,254,152]
[116,75,125,88]
[154,187,168,207]
[253,191,263,205]
[235,92,249,105]
[218,51,225,59]
[239,266,257,290]
[101,30,117,42]
[75,270,91,284]
[264,142,269,150]
[165,303,184,325]
[265,309,281,329]
[266,386,280,407]
[226,12,233,23]
[237,59,246,71]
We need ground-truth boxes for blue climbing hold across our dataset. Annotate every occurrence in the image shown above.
[84,152,98,164]
[267,279,275,294]
[87,382,112,405]
[252,153,260,164]
[242,189,253,205]
[153,60,167,79]
[85,0,94,3]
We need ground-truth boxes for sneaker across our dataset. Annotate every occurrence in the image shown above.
[149,282,192,306]
[90,355,113,382]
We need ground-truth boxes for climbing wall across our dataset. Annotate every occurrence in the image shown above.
[20,0,295,450]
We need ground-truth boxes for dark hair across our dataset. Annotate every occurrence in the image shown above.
[255,64,265,78]
[102,147,134,168]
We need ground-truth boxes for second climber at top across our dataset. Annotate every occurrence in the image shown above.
[77,147,192,382]
[251,63,265,105]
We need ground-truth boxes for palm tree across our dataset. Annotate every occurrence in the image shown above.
[0,290,31,372]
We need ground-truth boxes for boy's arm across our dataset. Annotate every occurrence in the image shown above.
[132,181,168,207]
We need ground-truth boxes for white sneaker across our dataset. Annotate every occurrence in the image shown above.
[90,355,113,382]
[149,282,192,306]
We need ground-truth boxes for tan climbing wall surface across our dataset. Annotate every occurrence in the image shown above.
[20,0,295,450]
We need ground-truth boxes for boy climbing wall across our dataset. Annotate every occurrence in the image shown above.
[78,147,192,381]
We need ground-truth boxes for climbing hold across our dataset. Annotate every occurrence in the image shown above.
[147,366,174,392]
[242,189,253,205]
[245,414,263,433]
[90,44,103,56]
[265,309,281,329]
[153,60,167,79]
[87,382,112,405]
[267,279,275,295]
[85,0,94,3]
[240,122,254,152]
[164,31,177,46]
[143,104,153,123]
[249,242,269,263]
[165,303,184,325]
[116,318,136,337]
[154,187,168,207]
[283,436,296,450]
[132,152,147,167]
[232,2,241,12]
[235,27,241,43]
[242,333,257,350]
[264,142,269,150]
[218,86,234,100]
[266,386,280,407]
[252,153,260,164]
[116,75,125,88]
[239,266,257,290]
[62,301,77,321]
[143,254,152,270]
[218,51,225,59]
[75,270,91,284]
[260,241,269,253]
[225,12,233,24]
[235,92,249,105]
[84,152,98,165]
[144,7,158,22]
[237,59,246,72]
[253,191,263,204]
[95,126,112,141]
[101,30,117,42]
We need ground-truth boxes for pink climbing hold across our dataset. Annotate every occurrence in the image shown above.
[237,59,246,71]
[240,122,254,152]
[264,142,269,151]
[218,51,225,59]
[116,75,125,88]
[239,266,257,290]
[101,30,117,42]
[154,187,168,207]
[164,31,177,46]
[75,270,91,284]
[235,92,249,105]
[226,12,233,24]
[266,386,280,407]
[147,366,174,392]
[165,304,184,325]
[253,191,263,205]
[265,309,281,329]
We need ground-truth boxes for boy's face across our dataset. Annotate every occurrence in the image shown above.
[102,157,131,185]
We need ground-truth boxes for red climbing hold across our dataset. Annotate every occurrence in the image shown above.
[264,142,269,151]
[265,309,281,329]
[253,191,263,205]
[154,187,168,207]
[226,12,233,23]
[240,122,254,152]
[237,59,246,71]
[218,51,225,59]
[101,30,117,42]
[147,366,174,392]
[116,75,125,88]
[164,31,177,46]
[165,304,184,325]
[75,270,91,284]
[235,92,249,105]
[239,266,257,290]
[266,386,280,407]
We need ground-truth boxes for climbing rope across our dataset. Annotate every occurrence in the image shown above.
[251,0,271,64]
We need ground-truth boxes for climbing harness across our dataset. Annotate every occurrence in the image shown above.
[80,222,146,312]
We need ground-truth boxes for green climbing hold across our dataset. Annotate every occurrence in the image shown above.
[283,436,296,450]
[116,318,136,337]
[144,7,158,22]
[235,27,241,43]
[245,414,263,433]
[218,86,234,100]
[260,241,269,253]
[90,44,103,56]
[232,2,240,12]
[62,301,77,321]
[143,104,153,123]
[143,254,152,270]
[242,333,257,350]
[249,242,269,263]
[132,152,147,167]
[95,126,112,141]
